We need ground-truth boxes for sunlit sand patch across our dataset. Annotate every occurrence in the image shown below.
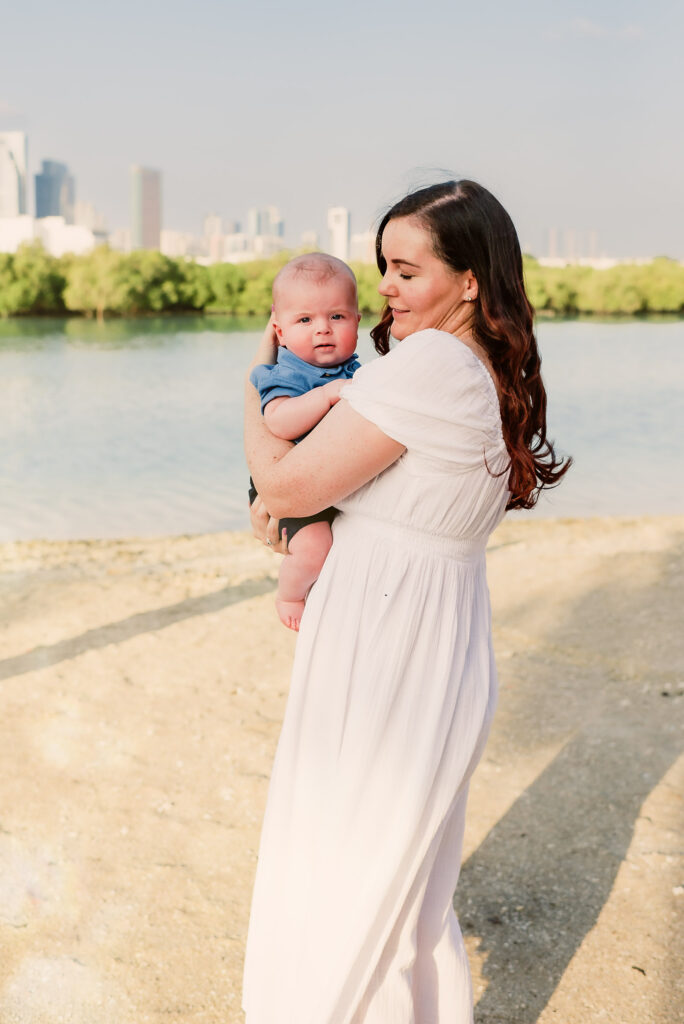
[0,835,67,928]
[32,705,83,770]
[31,698,128,773]
[0,956,129,1024]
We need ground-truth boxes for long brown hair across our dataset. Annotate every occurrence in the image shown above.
[370,180,570,510]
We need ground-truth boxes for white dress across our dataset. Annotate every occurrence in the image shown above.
[242,329,510,1024]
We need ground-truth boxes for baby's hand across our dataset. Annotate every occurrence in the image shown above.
[323,380,348,406]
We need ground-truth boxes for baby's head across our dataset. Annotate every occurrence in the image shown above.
[272,253,360,368]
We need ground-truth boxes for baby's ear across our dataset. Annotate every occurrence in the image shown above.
[273,320,285,344]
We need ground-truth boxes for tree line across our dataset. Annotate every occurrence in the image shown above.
[1,242,683,319]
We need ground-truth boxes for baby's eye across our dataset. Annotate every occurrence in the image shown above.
[331,313,345,320]
[298,316,311,323]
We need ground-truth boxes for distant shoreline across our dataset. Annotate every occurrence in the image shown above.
[2,309,684,325]
[1,245,683,319]
[1,512,681,550]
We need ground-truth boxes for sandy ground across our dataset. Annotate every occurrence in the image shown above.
[0,517,682,1024]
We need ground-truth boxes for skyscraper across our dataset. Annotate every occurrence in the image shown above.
[246,207,260,238]
[130,166,161,249]
[300,230,319,251]
[203,213,223,238]
[266,206,284,238]
[35,160,75,222]
[327,207,350,262]
[0,131,28,218]
[246,206,284,238]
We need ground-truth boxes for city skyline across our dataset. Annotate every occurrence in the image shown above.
[1,0,683,259]
[0,133,372,264]
[0,132,372,258]
[0,128,673,264]
[0,129,666,264]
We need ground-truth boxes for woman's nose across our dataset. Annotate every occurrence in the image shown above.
[378,274,396,297]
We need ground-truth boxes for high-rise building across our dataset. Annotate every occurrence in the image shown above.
[266,206,284,238]
[203,213,223,238]
[109,227,132,253]
[246,207,260,238]
[327,207,350,262]
[130,166,161,249]
[35,160,75,222]
[74,200,107,234]
[300,230,319,251]
[160,230,199,258]
[0,131,28,218]
[350,231,375,264]
[246,206,283,238]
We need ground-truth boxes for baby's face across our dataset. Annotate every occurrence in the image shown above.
[273,276,360,368]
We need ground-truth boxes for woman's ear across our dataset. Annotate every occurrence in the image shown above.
[464,271,478,302]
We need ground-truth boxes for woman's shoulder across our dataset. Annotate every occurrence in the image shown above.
[343,327,503,454]
[366,330,486,384]
[361,329,501,425]
[386,328,482,363]
[349,329,493,408]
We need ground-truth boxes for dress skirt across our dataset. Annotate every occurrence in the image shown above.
[242,511,499,1024]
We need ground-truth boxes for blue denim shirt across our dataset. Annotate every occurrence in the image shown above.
[250,347,361,415]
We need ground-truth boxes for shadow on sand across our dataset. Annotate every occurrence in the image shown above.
[454,531,684,1023]
[0,575,276,682]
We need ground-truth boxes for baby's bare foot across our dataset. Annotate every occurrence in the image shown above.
[276,597,305,632]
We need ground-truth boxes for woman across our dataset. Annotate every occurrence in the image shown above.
[242,180,569,1023]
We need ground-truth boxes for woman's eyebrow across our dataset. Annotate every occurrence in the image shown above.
[391,258,421,268]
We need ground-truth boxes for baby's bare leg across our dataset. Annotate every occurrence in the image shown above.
[276,521,333,632]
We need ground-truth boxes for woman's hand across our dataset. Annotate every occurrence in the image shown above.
[249,494,289,555]
[322,379,349,405]
[247,315,279,375]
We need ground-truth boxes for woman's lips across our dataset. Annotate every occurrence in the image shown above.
[391,308,409,316]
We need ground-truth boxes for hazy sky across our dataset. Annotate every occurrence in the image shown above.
[3,0,682,257]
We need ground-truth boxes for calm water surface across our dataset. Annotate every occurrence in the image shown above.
[1,315,682,541]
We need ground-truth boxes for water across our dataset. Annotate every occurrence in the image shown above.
[1,316,682,541]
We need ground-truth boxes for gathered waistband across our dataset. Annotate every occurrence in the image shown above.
[332,511,487,562]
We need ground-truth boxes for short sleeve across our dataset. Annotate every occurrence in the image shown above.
[341,329,505,464]
[250,363,310,413]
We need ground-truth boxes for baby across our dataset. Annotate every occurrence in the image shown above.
[249,253,361,631]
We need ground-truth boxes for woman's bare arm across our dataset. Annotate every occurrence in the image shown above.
[245,378,405,520]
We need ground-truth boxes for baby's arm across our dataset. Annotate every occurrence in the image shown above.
[264,380,348,441]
